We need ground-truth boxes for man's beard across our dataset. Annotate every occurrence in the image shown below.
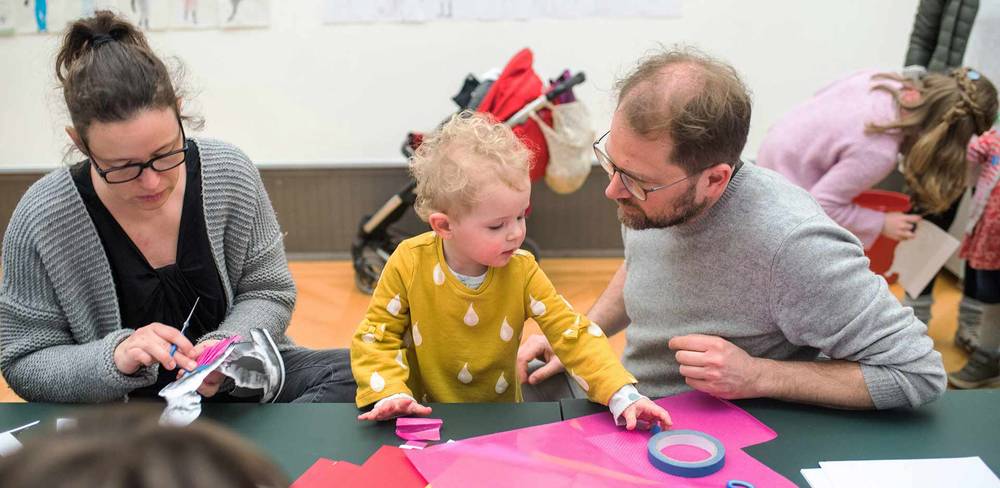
[616,183,708,230]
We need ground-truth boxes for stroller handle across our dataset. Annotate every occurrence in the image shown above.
[505,71,586,127]
[546,71,586,102]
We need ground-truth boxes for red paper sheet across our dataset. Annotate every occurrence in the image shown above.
[356,446,428,487]
[291,458,363,488]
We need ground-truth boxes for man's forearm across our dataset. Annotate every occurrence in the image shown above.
[756,358,874,409]
[587,262,630,337]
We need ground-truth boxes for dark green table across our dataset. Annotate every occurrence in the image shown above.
[0,401,563,479]
[3,391,997,485]
[561,390,1000,487]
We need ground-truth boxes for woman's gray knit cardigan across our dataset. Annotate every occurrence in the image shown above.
[0,138,297,402]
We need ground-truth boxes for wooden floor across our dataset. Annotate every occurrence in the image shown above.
[0,258,969,402]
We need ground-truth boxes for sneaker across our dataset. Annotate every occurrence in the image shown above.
[954,296,984,353]
[948,348,1000,389]
[954,326,981,353]
[219,328,286,403]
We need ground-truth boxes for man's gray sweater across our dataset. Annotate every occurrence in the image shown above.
[621,164,946,408]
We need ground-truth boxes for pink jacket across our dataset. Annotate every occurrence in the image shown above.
[757,69,903,248]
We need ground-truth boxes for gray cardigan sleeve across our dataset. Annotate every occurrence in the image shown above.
[0,210,156,402]
[198,148,296,346]
[768,215,946,409]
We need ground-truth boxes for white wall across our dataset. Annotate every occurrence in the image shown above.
[0,0,919,169]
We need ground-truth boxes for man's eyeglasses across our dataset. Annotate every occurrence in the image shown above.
[593,130,701,201]
[83,118,188,185]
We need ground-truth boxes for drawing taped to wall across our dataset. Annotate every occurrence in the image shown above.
[218,0,268,29]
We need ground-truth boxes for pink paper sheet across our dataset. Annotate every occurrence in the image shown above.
[400,440,428,449]
[396,417,443,441]
[405,391,795,487]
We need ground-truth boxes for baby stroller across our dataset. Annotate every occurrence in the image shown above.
[351,48,588,294]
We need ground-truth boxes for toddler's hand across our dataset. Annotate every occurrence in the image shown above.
[968,129,1000,163]
[357,397,432,421]
[882,212,921,241]
[621,398,672,431]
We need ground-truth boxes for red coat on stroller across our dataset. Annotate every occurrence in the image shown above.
[476,48,554,181]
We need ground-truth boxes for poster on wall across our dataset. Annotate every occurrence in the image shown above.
[324,0,443,24]
[19,0,120,34]
[116,0,170,30]
[16,0,49,33]
[170,0,218,29]
[450,0,682,21]
[73,0,118,22]
[323,0,681,24]
[0,0,14,35]
[218,0,268,29]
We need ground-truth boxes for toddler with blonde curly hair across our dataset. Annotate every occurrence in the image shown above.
[351,111,671,429]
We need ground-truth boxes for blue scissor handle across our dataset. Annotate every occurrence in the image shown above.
[727,481,754,488]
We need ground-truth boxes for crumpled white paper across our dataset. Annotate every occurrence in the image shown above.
[158,345,237,427]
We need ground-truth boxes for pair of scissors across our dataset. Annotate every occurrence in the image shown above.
[169,296,200,357]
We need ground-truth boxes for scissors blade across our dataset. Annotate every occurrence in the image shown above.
[182,296,200,331]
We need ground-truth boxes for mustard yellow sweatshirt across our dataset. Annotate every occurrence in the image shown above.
[351,232,636,407]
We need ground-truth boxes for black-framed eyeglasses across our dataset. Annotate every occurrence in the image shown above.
[593,130,702,201]
[83,117,188,184]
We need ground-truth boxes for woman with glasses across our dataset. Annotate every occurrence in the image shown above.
[0,10,356,403]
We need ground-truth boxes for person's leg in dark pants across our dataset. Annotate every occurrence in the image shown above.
[948,268,1000,389]
[274,348,357,403]
[902,199,960,323]
[901,196,983,347]
[956,262,986,351]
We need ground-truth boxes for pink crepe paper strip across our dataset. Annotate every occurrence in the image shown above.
[396,417,443,441]
[196,335,241,367]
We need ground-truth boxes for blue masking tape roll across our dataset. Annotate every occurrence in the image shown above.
[647,429,725,478]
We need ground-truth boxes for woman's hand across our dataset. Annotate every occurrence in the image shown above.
[113,323,197,375]
[173,339,225,397]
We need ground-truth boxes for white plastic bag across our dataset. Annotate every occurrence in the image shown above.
[530,101,595,194]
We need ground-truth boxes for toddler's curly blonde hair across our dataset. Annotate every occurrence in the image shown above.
[410,110,533,221]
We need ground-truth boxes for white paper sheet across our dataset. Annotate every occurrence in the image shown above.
[818,457,1000,488]
[887,221,961,299]
[801,468,835,488]
[56,418,78,431]
[0,432,21,456]
[158,346,236,427]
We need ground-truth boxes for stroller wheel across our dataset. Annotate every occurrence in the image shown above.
[354,271,376,295]
[520,237,541,262]
[351,239,390,295]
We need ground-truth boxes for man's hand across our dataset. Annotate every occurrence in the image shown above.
[668,334,765,400]
[357,397,433,421]
[516,334,565,385]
